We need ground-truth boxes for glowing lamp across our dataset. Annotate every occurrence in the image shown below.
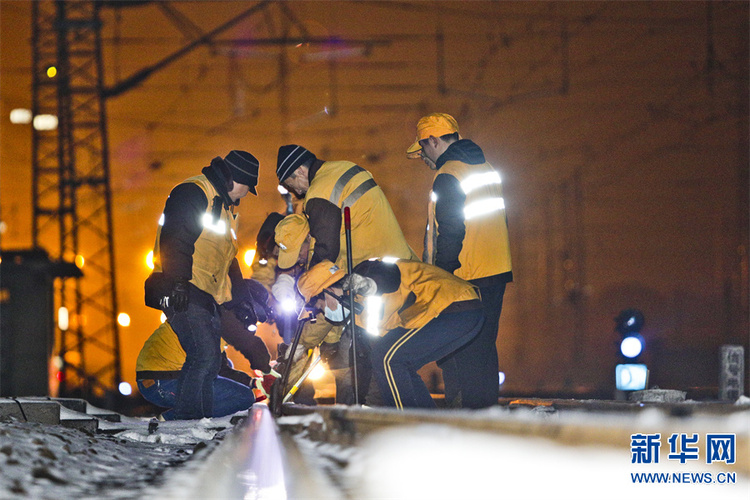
[10,108,32,124]
[244,248,256,266]
[620,334,644,358]
[281,298,296,312]
[117,313,131,327]
[118,382,132,396]
[58,307,69,331]
[33,114,58,131]
[308,363,326,381]
[615,364,649,391]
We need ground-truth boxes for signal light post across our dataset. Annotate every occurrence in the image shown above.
[614,309,649,398]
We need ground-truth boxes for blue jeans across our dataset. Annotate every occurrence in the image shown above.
[371,308,484,409]
[137,377,254,419]
[167,301,223,419]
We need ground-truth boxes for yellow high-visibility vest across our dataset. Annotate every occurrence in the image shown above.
[360,259,479,335]
[426,160,511,281]
[153,174,239,304]
[304,160,417,269]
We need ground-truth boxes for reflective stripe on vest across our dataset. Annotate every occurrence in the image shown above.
[460,171,502,194]
[425,161,511,279]
[329,165,365,205]
[329,165,377,208]
[460,171,505,220]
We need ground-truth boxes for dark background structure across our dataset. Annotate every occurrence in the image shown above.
[1,1,747,400]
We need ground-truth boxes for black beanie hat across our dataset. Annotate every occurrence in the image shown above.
[276,144,316,183]
[224,150,259,194]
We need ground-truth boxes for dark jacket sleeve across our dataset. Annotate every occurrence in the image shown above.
[218,352,253,386]
[432,173,466,274]
[160,183,207,280]
[220,306,272,372]
[228,258,246,302]
[305,197,342,267]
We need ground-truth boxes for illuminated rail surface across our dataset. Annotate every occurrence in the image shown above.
[158,400,749,499]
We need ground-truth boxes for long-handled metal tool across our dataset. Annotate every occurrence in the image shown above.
[272,307,315,417]
[343,206,359,405]
[283,352,322,403]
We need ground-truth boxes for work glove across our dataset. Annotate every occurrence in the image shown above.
[342,273,378,296]
[272,273,302,313]
[251,368,281,403]
[245,279,272,323]
[171,278,190,312]
[272,273,296,302]
[233,300,259,330]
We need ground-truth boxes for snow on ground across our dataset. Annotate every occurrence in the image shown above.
[285,404,750,500]
[0,414,239,499]
[345,424,748,500]
[2,401,748,499]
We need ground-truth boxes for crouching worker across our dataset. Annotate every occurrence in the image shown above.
[298,258,484,409]
[142,276,277,418]
[273,214,368,404]
[136,321,256,420]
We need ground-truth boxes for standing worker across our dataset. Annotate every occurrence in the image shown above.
[275,144,417,270]
[275,145,418,403]
[145,150,264,419]
[406,113,512,408]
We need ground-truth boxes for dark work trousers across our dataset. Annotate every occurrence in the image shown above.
[439,281,506,409]
[168,302,222,419]
[371,308,484,409]
[322,324,373,405]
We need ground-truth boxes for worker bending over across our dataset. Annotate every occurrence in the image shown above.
[298,258,484,409]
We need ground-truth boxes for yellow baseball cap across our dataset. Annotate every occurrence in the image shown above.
[406,112,460,159]
[297,260,346,302]
[275,214,309,270]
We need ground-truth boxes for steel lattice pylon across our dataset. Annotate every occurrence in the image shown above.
[31,0,121,400]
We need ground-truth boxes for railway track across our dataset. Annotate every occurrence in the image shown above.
[154,399,750,499]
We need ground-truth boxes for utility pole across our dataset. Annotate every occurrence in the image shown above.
[31,0,121,400]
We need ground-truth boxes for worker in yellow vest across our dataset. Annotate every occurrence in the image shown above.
[275,144,417,271]
[272,214,364,404]
[145,151,268,419]
[298,258,484,409]
[407,113,512,408]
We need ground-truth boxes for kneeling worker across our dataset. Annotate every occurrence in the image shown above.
[136,321,256,419]
[297,258,484,409]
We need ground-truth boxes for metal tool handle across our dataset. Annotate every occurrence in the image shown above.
[344,206,359,405]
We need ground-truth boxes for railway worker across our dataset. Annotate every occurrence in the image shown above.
[145,150,268,419]
[274,144,417,272]
[272,213,363,404]
[297,258,484,410]
[406,113,513,408]
[136,289,276,419]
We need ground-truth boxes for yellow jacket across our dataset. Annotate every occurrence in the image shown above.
[426,158,512,283]
[153,174,239,304]
[358,259,480,334]
[304,160,417,269]
[136,321,231,377]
